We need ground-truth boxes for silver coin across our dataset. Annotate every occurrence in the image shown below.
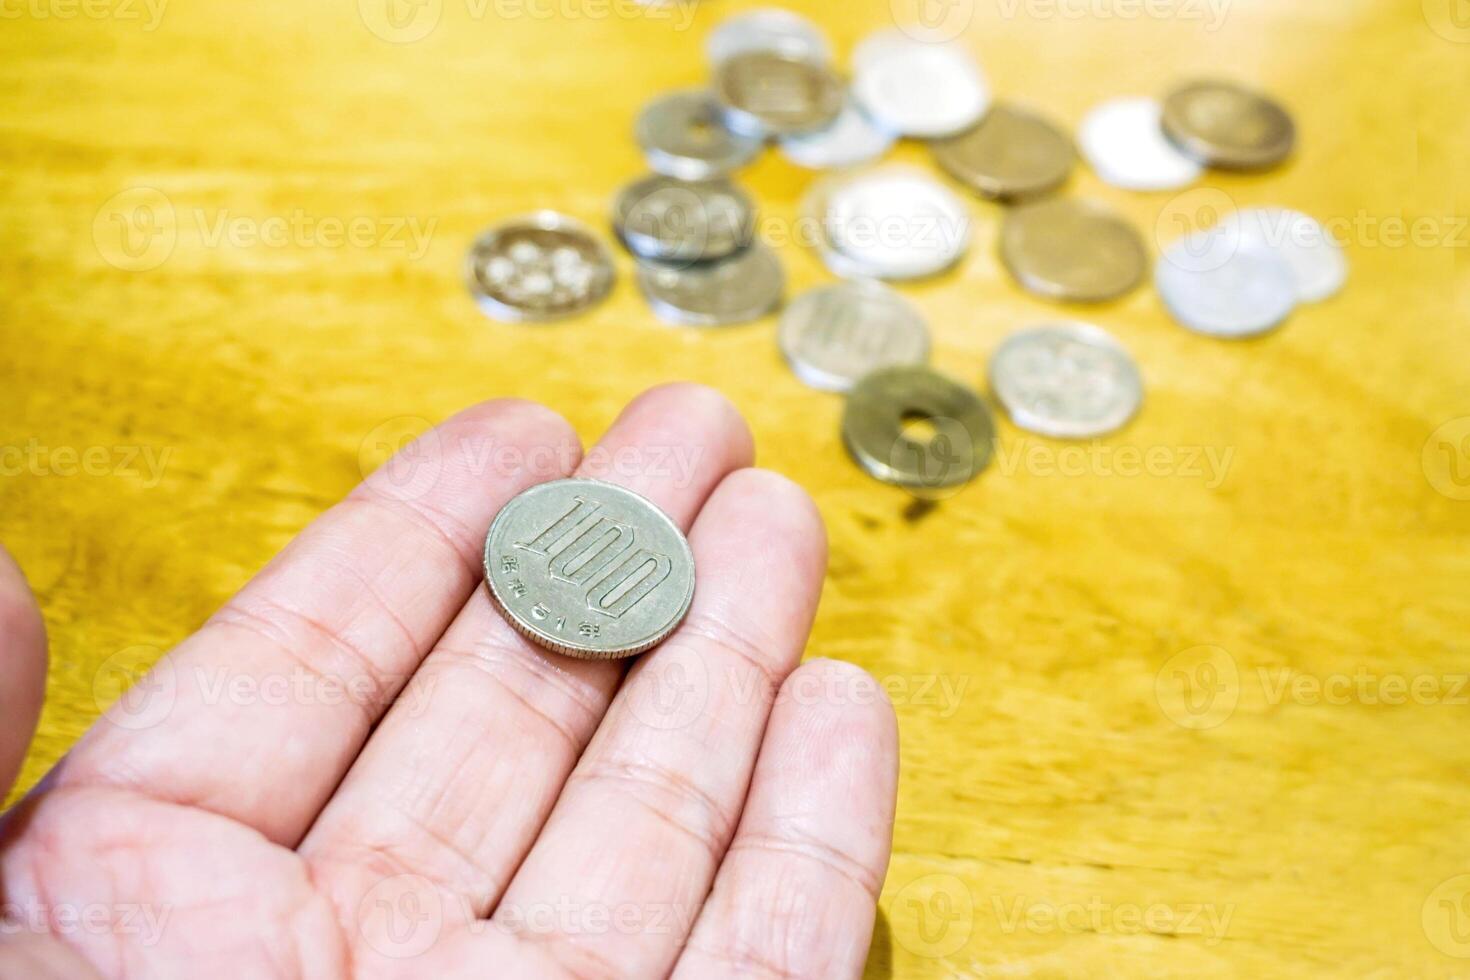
[1079,97,1201,192]
[851,30,990,138]
[636,241,785,326]
[465,212,615,322]
[805,165,972,281]
[484,479,695,660]
[706,8,832,65]
[636,90,763,182]
[613,174,755,266]
[778,98,897,170]
[988,323,1143,438]
[1157,231,1297,338]
[714,51,845,138]
[779,280,929,391]
[1222,207,1347,303]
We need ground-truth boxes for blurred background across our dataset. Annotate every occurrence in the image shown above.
[1,0,1467,975]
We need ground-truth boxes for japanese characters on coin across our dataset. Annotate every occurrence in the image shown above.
[484,479,696,660]
[780,280,930,392]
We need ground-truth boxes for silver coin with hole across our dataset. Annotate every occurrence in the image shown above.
[636,90,763,181]
[636,241,785,326]
[465,213,615,322]
[989,323,1143,438]
[613,174,755,265]
[484,479,695,660]
[779,280,929,391]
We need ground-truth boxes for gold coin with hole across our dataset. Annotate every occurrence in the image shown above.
[842,366,996,492]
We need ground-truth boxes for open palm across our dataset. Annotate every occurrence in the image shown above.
[0,384,899,979]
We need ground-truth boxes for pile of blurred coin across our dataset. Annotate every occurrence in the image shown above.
[463,7,1347,495]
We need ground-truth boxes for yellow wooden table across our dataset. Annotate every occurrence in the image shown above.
[2,0,1466,975]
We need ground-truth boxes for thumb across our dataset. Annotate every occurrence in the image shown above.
[0,544,46,803]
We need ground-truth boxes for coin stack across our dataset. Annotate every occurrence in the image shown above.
[463,8,1345,495]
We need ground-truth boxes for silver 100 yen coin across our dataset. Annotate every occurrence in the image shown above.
[483,479,696,659]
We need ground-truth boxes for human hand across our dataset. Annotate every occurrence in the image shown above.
[0,384,899,979]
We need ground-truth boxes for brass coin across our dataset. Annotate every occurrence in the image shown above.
[999,197,1147,302]
[930,103,1075,201]
[714,51,845,137]
[1161,80,1295,171]
[842,366,996,491]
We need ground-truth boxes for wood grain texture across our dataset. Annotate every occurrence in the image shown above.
[2,0,1467,975]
